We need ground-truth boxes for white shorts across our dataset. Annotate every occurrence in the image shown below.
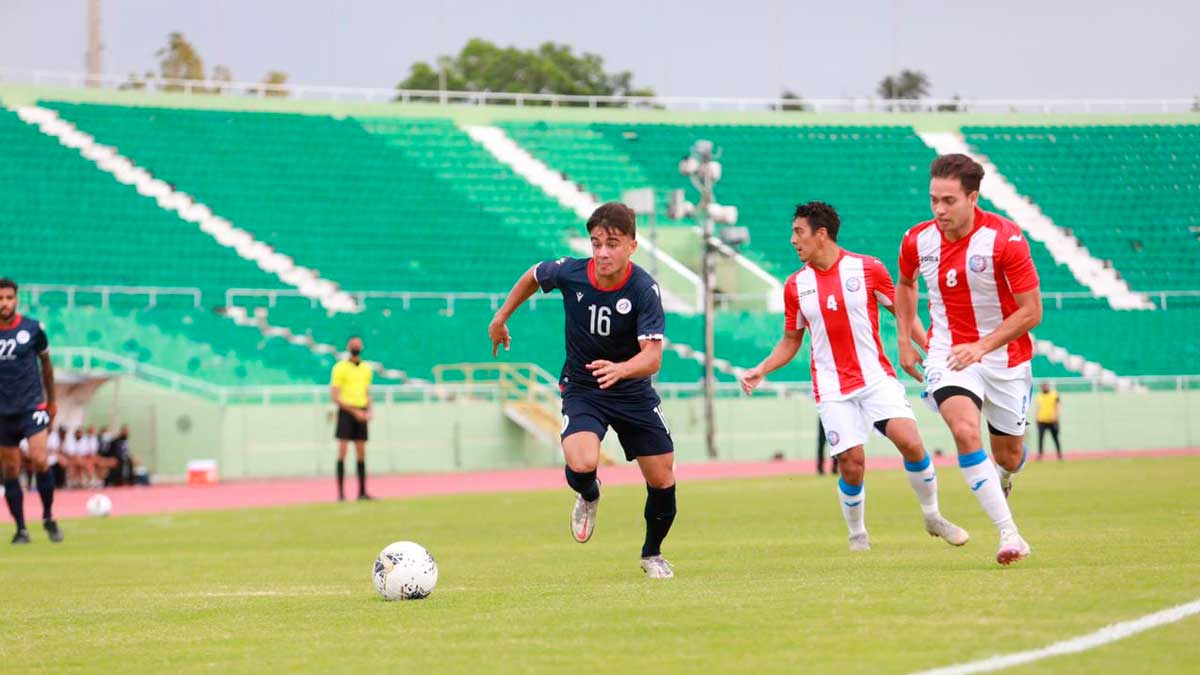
[923,357,1033,436]
[816,377,915,456]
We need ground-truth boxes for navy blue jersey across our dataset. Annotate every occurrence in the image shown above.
[535,257,665,395]
[0,314,49,414]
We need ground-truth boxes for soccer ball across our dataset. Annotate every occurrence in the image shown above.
[86,494,112,517]
[372,541,438,600]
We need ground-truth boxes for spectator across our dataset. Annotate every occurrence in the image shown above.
[62,428,84,488]
[1035,383,1063,461]
[101,425,134,486]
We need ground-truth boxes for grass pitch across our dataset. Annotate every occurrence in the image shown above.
[2,455,1198,674]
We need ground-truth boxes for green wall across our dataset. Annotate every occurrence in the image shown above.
[83,378,1199,481]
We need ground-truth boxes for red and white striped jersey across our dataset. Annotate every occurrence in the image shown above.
[783,250,897,402]
[899,207,1040,369]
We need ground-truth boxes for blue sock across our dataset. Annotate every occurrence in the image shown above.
[35,471,55,521]
[564,466,600,502]
[642,484,677,558]
[4,478,26,531]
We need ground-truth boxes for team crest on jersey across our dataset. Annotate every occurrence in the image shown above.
[844,276,861,292]
[15,330,30,345]
[615,298,632,314]
[826,430,840,446]
[969,255,988,273]
[575,291,584,302]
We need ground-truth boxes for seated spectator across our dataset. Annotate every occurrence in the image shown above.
[101,425,133,486]
[62,428,85,488]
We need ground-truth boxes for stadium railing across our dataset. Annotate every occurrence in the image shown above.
[3,68,1195,113]
[24,284,202,309]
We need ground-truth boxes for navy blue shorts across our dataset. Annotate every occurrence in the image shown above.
[560,386,674,461]
[0,408,50,447]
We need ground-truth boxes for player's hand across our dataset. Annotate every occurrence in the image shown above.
[353,409,368,423]
[899,342,924,383]
[586,360,626,389]
[948,341,986,371]
[488,318,511,357]
[45,401,57,426]
[362,408,373,422]
[739,367,765,395]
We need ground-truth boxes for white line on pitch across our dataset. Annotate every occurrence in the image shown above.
[906,598,1200,675]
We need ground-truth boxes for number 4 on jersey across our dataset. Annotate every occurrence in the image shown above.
[826,295,839,312]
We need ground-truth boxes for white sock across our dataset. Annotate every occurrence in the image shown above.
[838,478,867,537]
[904,453,940,517]
[959,449,1016,534]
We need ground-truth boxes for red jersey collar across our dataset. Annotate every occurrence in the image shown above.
[0,312,21,330]
[587,259,634,291]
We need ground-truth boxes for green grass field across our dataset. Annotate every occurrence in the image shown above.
[3,456,1198,674]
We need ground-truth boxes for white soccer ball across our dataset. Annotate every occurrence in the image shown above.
[86,494,112,517]
[372,541,438,600]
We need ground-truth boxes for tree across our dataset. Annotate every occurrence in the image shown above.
[770,89,809,112]
[157,32,206,91]
[877,69,930,100]
[395,38,655,104]
[250,71,290,98]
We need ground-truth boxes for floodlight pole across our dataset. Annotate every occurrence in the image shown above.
[698,183,717,460]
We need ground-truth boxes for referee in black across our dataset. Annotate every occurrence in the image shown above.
[330,336,373,501]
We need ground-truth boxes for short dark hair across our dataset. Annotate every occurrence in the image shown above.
[586,202,637,238]
[930,154,985,194]
[793,201,841,242]
[0,278,16,292]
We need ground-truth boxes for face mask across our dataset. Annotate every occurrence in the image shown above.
[349,348,362,357]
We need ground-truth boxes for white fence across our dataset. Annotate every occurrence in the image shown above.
[3,68,1196,114]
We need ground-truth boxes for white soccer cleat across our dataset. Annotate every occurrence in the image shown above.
[570,493,599,544]
[848,532,871,552]
[925,514,970,546]
[996,530,1031,566]
[640,555,674,579]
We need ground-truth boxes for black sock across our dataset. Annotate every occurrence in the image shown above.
[336,460,345,498]
[641,483,677,558]
[356,460,366,496]
[564,466,600,502]
[4,479,26,531]
[35,471,54,521]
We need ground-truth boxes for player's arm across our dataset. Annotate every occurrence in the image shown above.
[948,234,1042,371]
[739,328,805,395]
[873,258,927,354]
[588,339,663,389]
[895,233,925,382]
[489,264,541,357]
[881,303,928,353]
[38,349,57,424]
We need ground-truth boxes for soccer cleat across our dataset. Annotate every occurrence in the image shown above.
[925,515,970,546]
[996,530,1031,566]
[44,519,63,543]
[11,529,30,545]
[357,493,374,501]
[640,555,674,579]
[848,532,871,552]
[570,493,599,543]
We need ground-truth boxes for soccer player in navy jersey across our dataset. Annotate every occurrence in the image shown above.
[0,279,63,544]
[488,203,676,579]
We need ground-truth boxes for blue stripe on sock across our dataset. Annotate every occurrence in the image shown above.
[904,454,931,472]
[838,477,863,496]
[958,449,988,468]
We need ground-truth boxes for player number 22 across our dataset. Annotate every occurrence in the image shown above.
[587,304,611,336]
[0,339,16,357]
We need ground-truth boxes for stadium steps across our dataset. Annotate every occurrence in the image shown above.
[920,131,1151,309]
[960,125,1200,292]
[12,105,357,313]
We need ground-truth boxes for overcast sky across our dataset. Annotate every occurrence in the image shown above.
[2,0,1197,99]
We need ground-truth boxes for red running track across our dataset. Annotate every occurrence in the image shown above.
[10,448,1198,520]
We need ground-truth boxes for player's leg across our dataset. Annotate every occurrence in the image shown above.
[818,399,870,551]
[635,452,676,578]
[1037,423,1047,460]
[22,427,62,542]
[562,430,603,543]
[1051,423,1062,460]
[878,416,970,546]
[353,439,371,500]
[1,443,28,543]
[982,366,1032,498]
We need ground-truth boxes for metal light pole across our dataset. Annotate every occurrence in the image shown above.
[670,140,737,460]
